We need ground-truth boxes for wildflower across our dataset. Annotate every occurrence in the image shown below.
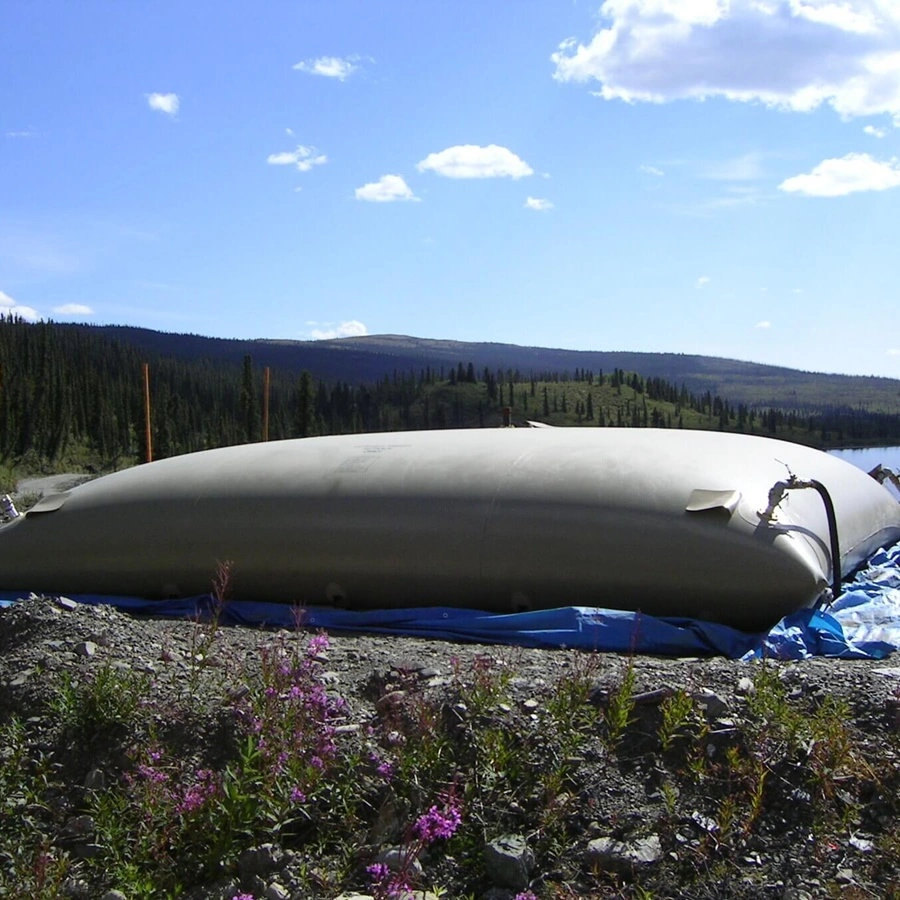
[308,633,329,656]
[413,802,462,842]
[366,862,390,881]
[136,763,169,784]
[366,862,412,898]
[370,752,394,781]
[290,786,306,805]
[513,893,539,900]
[177,770,219,815]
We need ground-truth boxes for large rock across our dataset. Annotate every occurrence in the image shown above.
[585,834,663,870]
[484,834,534,890]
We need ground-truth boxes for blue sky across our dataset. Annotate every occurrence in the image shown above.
[2,1,899,378]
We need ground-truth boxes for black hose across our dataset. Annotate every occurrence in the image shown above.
[762,476,842,601]
[807,479,842,600]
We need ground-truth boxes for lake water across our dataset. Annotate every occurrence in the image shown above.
[829,446,900,499]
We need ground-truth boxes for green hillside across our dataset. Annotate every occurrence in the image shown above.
[79,325,900,416]
[1,317,898,485]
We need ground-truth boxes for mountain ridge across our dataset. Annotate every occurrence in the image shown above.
[77,324,900,414]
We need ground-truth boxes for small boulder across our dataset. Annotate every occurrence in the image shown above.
[585,834,663,870]
[238,843,282,876]
[484,834,534,890]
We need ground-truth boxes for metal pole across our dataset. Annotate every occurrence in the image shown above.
[263,366,271,442]
[143,362,153,463]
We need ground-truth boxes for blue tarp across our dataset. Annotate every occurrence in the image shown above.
[3,540,900,660]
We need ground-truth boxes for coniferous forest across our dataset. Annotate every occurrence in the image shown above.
[2,316,899,478]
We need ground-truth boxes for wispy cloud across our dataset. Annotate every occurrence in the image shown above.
[755,320,772,329]
[524,196,554,211]
[640,164,664,177]
[417,144,533,179]
[267,145,327,172]
[864,125,887,138]
[552,0,900,121]
[305,320,369,340]
[696,275,711,288]
[701,152,766,182]
[5,128,37,139]
[53,303,94,316]
[293,55,364,81]
[146,93,179,116]
[779,153,900,197]
[0,290,40,322]
[355,174,419,202]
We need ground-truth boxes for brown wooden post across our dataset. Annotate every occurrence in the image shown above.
[262,366,271,442]
[142,362,153,463]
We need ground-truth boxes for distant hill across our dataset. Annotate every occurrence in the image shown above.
[3,318,898,473]
[81,326,900,415]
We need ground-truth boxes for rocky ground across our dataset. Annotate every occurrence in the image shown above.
[2,595,900,900]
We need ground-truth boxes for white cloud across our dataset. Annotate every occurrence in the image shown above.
[779,152,900,196]
[640,164,665,176]
[417,144,533,179]
[552,1,900,121]
[307,320,369,340]
[355,174,419,202]
[864,124,888,136]
[53,303,94,316]
[146,93,179,116]
[696,275,711,288]
[524,196,554,211]
[755,320,772,329]
[702,152,766,182]
[0,290,40,322]
[5,129,37,138]
[888,348,900,356]
[267,145,328,172]
[293,55,362,81]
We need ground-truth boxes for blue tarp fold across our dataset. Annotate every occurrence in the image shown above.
[3,540,900,660]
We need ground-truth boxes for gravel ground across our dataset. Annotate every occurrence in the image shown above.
[9,475,93,507]
[2,596,900,899]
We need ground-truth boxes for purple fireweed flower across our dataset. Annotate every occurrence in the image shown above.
[370,752,394,781]
[413,803,462,842]
[290,786,307,805]
[366,862,390,881]
[177,770,218,815]
[513,893,539,900]
[307,633,329,656]
[367,862,412,897]
[136,764,168,784]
